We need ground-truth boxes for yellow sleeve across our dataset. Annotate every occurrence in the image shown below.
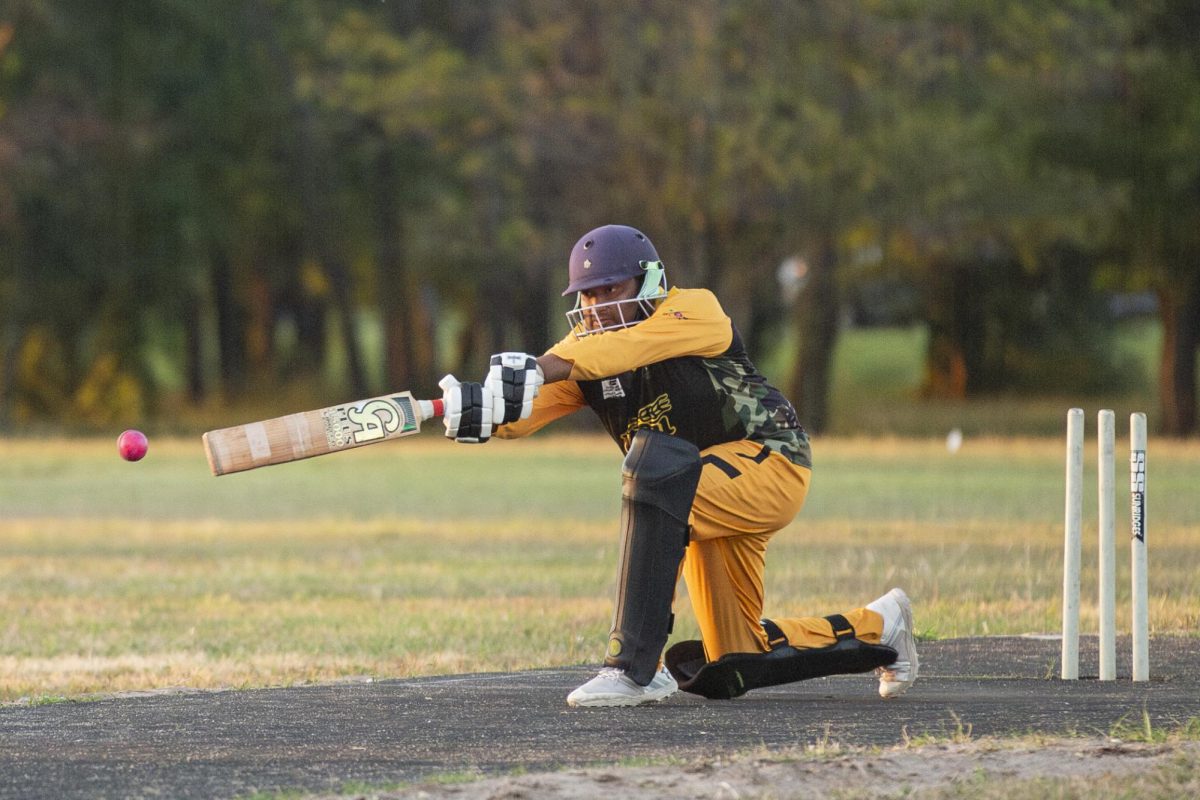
[494,378,586,439]
[547,288,733,381]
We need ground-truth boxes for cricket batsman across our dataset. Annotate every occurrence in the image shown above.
[439,224,918,707]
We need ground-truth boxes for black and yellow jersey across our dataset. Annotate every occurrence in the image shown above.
[495,287,811,469]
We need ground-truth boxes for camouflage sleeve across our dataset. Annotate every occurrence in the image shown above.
[493,379,586,439]
[548,289,733,381]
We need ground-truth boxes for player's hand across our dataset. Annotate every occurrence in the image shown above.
[439,375,492,443]
[484,352,544,425]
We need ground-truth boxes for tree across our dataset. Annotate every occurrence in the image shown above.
[857,1,1128,402]
[1030,0,1200,434]
[1115,1,1200,435]
[315,9,482,393]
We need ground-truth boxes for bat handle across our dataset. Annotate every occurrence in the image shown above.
[418,398,446,420]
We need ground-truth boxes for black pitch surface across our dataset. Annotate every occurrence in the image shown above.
[1,636,1197,800]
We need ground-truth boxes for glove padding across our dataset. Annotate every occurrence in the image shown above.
[485,352,544,425]
[440,375,492,443]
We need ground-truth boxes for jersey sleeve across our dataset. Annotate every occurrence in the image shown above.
[547,288,733,381]
[493,378,586,439]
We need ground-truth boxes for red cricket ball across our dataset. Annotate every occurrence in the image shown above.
[118,429,149,462]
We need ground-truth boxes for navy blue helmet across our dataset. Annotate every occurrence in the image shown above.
[563,225,661,296]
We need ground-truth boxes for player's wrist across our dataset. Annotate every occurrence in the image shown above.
[536,353,572,383]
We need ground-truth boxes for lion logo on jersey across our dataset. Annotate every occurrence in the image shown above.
[621,393,677,451]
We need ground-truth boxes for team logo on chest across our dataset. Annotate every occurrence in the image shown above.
[621,393,676,451]
[601,378,625,400]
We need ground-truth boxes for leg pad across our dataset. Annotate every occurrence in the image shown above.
[604,430,701,685]
[665,616,897,700]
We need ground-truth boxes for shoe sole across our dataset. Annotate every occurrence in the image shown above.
[567,684,678,708]
[561,681,676,705]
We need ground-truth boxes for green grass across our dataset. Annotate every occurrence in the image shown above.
[762,318,1163,436]
[0,432,1198,702]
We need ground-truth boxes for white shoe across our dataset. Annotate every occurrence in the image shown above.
[868,587,919,699]
[566,665,678,708]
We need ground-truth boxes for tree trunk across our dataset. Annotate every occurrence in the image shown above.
[455,305,479,377]
[1157,280,1200,437]
[516,266,552,354]
[789,239,839,433]
[745,275,783,365]
[211,248,247,396]
[292,117,368,398]
[285,246,328,380]
[0,320,19,429]
[245,268,274,383]
[375,147,420,392]
[182,291,205,404]
[245,0,368,398]
[920,259,985,399]
[486,277,507,356]
[0,238,25,428]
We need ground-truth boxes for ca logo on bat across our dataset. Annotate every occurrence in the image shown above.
[347,399,406,443]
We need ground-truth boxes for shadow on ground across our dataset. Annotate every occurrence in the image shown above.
[1,636,1196,800]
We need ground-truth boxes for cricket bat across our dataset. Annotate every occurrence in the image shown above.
[203,392,444,476]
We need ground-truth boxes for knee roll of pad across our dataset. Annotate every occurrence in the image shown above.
[604,430,702,686]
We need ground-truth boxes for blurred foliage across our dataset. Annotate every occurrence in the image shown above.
[0,1,1197,433]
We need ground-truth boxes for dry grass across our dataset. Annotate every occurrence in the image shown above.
[1,433,1197,702]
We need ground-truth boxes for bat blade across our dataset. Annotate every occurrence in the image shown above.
[203,392,443,476]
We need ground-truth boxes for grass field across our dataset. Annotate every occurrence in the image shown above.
[1,430,1197,704]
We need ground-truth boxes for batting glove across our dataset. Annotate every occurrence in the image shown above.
[484,352,544,425]
[439,374,492,443]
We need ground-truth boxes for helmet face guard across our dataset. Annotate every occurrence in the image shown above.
[566,261,668,338]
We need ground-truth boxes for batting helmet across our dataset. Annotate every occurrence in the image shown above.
[563,225,661,296]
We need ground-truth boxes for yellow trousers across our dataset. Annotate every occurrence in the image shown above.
[683,440,882,661]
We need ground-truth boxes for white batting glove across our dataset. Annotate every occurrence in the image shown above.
[439,374,493,443]
[484,352,544,425]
